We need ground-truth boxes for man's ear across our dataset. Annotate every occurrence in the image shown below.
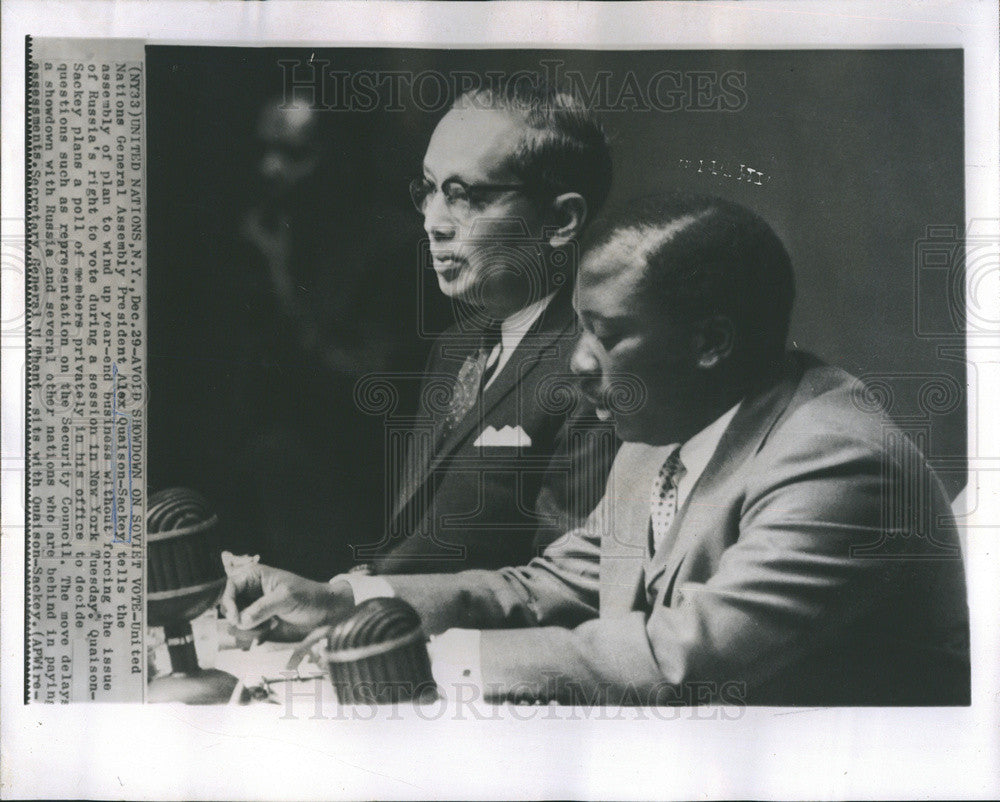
[693,315,735,369]
[546,192,588,246]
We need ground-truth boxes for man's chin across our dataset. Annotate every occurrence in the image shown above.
[435,271,473,301]
[608,413,662,444]
[591,405,627,435]
[601,410,634,440]
[594,405,613,423]
[612,421,641,442]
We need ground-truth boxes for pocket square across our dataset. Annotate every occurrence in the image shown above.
[473,424,532,448]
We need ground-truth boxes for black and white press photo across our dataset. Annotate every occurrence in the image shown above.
[2,2,998,800]
[145,46,971,706]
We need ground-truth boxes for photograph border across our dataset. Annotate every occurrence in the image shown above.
[2,2,998,800]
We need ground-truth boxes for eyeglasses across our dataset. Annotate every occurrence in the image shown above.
[409,177,526,218]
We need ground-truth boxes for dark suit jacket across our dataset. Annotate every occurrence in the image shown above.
[358,285,619,574]
[388,353,971,705]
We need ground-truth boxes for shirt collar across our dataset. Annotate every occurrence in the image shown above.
[497,290,557,350]
[677,400,742,486]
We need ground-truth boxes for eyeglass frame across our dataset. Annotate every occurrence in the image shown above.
[408,176,532,218]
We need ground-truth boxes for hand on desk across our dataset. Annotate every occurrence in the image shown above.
[219,553,490,703]
[220,551,353,642]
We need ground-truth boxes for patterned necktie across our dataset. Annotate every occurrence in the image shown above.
[648,446,685,556]
[436,321,502,446]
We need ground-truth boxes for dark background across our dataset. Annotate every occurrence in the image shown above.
[147,47,965,579]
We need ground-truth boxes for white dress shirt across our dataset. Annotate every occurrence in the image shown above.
[482,290,557,391]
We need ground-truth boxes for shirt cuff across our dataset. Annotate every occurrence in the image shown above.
[428,628,483,700]
[330,573,395,603]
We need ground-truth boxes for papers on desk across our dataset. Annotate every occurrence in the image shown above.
[215,639,326,704]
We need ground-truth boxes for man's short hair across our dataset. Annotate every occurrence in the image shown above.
[584,192,796,371]
[454,78,613,219]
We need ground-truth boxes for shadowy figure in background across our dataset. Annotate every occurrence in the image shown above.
[217,94,450,580]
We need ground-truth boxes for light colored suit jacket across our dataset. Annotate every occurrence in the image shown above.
[389,353,970,705]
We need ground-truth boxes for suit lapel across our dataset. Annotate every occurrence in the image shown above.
[391,287,576,527]
[644,356,805,600]
[388,340,470,524]
[599,443,676,614]
[424,289,575,467]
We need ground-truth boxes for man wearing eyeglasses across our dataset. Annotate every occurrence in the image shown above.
[350,81,619,575]
[224,193,969,705]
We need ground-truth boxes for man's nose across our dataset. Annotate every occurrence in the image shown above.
[570,334,601,378]
[422,191,457,241]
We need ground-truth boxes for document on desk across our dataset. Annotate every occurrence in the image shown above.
[2,2,998,800]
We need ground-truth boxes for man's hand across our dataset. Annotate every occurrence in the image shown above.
[220,552,354,642]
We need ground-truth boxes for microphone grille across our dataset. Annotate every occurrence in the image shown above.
[328,596,422,651]
[324,598,435,704]
[147,487,215,533]
[146,487,225,624]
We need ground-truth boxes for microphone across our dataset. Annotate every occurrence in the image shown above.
[321,597,436,705]
[146,487,238,704]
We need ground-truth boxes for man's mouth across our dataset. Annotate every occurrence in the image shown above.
[583,389,613,421]
[431,253,465,277]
